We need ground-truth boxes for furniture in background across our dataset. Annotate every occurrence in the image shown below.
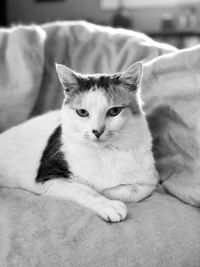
[148,5,200,49]
[0,0,6,26]
[147,31,200,48]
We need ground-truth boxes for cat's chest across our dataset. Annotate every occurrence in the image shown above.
[63,144,145,191]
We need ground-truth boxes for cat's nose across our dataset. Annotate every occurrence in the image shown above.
[92,127,105,139]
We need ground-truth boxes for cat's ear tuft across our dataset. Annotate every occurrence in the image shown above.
[55,63,79,92]
[119,62,143,92]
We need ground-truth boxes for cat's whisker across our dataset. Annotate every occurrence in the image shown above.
[84,133,90,139]
[110,130,134,138]
[152,144,161,150]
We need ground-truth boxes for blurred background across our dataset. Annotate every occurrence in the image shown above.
[1,0,200,48]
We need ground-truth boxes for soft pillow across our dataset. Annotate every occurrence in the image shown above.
[141,45,200,207]
[0,25,46,132]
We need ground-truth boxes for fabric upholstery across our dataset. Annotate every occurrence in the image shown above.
[1,188,200,267]
[0,25,45,132]
[141,45,200,207]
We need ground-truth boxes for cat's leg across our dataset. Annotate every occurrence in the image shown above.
[41,178,127,222]
[103,184,156,203]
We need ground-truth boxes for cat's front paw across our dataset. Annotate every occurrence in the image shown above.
[96,199,127,222]
[103,184,134,202]
[103,184,156,203]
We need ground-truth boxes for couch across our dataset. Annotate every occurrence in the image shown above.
[0,21,200,267]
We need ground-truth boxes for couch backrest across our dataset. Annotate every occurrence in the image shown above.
[0,21,176,132]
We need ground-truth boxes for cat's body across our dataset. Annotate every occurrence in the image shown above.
[0,62,158,222]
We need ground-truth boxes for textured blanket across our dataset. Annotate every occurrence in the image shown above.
[1,21,200,267]
[141,46,200,207]
[1,188,200,267]
[0,25,45,132]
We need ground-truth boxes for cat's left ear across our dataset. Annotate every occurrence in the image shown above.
[119,62,143,92]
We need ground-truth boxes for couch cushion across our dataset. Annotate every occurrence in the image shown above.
[0,25,45,132]
[142,45,200,207]
[0,188,200,267]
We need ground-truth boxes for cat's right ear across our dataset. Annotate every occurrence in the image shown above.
[119,62,143,92]
[55,63,79,93]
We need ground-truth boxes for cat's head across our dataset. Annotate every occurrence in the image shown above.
[56,63,145,147]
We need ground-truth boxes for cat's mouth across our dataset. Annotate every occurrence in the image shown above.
[93,138,105,143]
[90,133,115,145]
[84,132,112,145]
[89,136,109,146]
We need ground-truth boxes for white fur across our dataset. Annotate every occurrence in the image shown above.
[0,70,158,222]
[61,90,157,193]
[0,111,60,193]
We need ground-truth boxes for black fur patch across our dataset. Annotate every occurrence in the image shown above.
[76,74,138,93]
[77,74,121,92]
[36,125,71,183]
[64,74,123,104]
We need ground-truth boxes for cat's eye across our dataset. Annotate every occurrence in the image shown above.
[76,109,89,117]
[107,107,122,117]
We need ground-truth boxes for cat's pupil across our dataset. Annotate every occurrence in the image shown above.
[107,107,122,117]
[76,109,89,117]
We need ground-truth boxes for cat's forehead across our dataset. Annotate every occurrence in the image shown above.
[65,74,140,114]
[71,89,108,108]
[71,85,137,111]
[77,73,121,91]
[82,90,108,110]
[73,75,135,104]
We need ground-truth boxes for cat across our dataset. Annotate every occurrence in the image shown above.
[0,62,158,222]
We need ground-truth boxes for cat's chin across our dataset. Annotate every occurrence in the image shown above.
[90,139,107,147]
[86,137,115,149]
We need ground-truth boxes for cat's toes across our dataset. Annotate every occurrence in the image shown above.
[97,199,127,222]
